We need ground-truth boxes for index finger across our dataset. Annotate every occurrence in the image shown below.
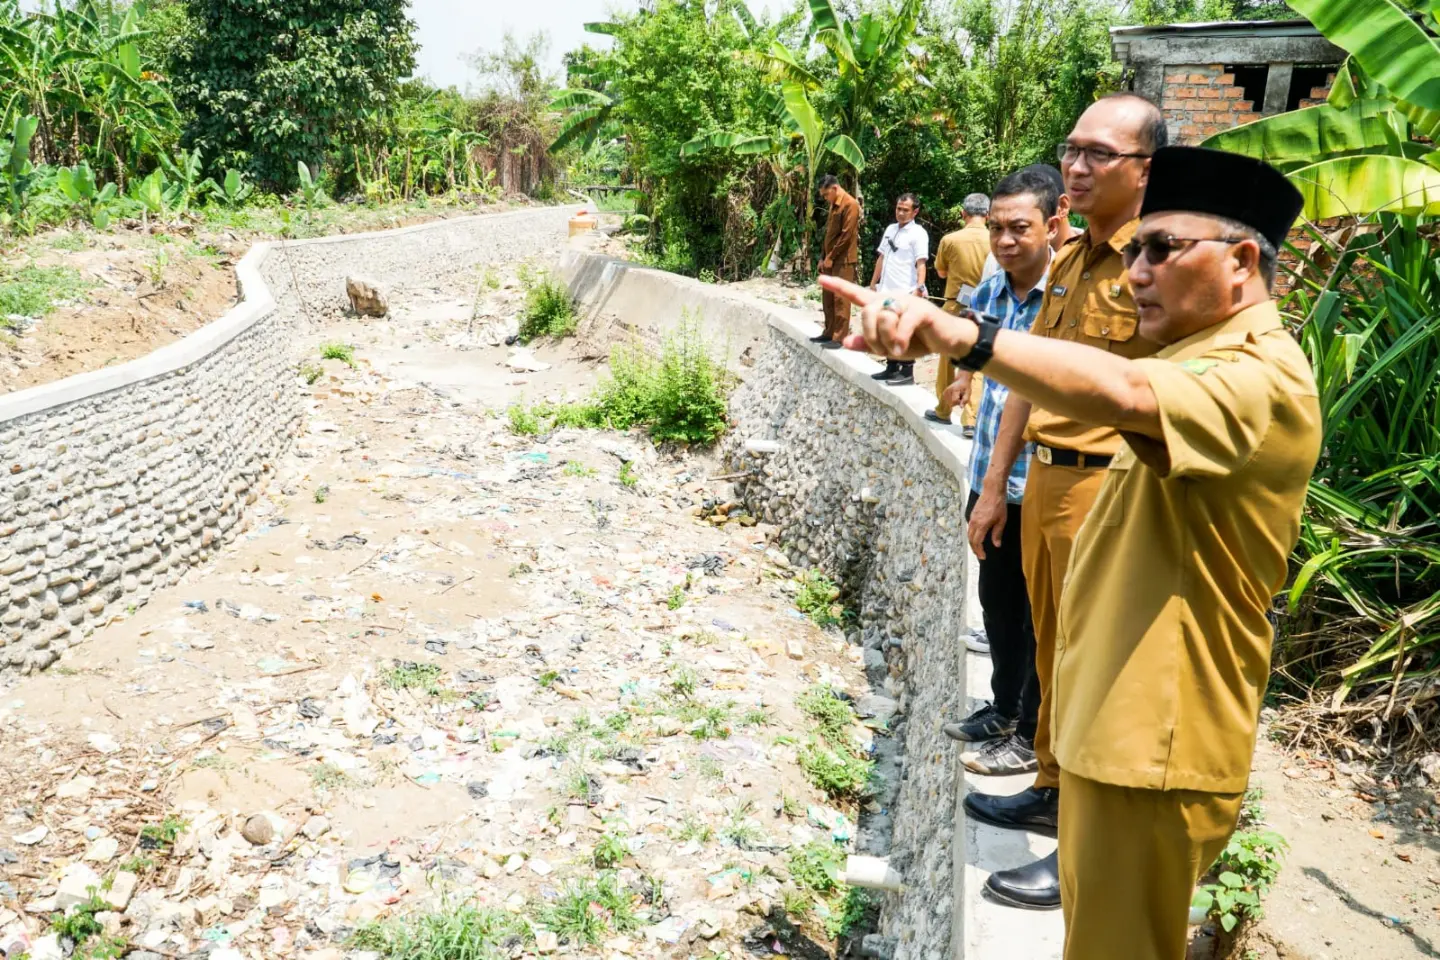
[818,275,879,308]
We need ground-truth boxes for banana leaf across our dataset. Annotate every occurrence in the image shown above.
[1200,101,1401,164]
[1289,155,1440,218]
[1290,0,1440,112]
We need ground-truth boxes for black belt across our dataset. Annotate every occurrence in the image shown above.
[1035,444,1112,469]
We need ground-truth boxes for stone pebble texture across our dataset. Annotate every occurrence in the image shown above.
[0,206,572,677]
[723,330,969,960]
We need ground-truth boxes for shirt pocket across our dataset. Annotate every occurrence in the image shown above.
[1080,301,1138,347]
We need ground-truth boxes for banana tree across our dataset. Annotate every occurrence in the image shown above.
[1201,0,1440,218]
[682,81,864,270]
[764,0,922,201]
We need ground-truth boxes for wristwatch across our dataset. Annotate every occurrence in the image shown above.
[955,317,1001,371]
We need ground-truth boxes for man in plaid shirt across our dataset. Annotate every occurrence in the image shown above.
[939,166,1059,777]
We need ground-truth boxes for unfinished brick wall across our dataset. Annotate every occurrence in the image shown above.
[1161,64,1260,144]
[1297,73,1336,110]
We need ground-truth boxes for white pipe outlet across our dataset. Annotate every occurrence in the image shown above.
[841,855,904,892]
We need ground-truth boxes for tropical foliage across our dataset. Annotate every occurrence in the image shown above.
[548,0,1121,280]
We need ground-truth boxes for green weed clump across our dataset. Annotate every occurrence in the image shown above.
[537,872,641,945]
[795,571,843,628]
[796,686,873,800]
[351,901,523,959]
[319,342,356,367]
[517,270,577,342]
[1191,829,1288,935]
[384,661,443,695]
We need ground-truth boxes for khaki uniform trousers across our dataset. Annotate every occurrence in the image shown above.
[1019,461,1107,789]
[1060,771,1243,960]
[933,302,983,424]
[820,262,857,340]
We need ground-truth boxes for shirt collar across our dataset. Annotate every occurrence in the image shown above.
[1085,217,1140,255]
[1156,300,1284,361]
[1000,248,1053,303]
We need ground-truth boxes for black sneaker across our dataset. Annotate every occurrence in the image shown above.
[943,704,1016,743]
[924,409,952,424]
[870,363,899,381]
[963,734,1038,776]
[885,370,915,386]
[809,334,833,344]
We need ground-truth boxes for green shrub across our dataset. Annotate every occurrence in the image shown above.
[517,270,577,342]
[507,404,544,436]
[319,342,356,367]
[645,316,730,444]
[798,741,873,799]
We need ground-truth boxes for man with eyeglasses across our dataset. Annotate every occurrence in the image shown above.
[957,92,1168,909]
[818,144,1319,960]
[867,192,929,386]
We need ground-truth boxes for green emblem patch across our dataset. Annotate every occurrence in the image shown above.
[1180,358,1218,375]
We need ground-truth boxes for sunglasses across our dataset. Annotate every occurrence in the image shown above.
[1122,234,1244,267]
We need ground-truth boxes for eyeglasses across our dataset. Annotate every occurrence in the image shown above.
[1056,142,1151,167]
[1122,234,1244,267]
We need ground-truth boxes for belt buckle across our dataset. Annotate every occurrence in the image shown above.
[1037,445,1052,466]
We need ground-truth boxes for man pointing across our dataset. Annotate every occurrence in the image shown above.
[820,146,1320,959]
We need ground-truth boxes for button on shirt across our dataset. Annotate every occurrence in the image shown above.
[877,221,929,293]
[966,261,1049,504]
[1025,219,1160,455]
[1051,301,1322,793]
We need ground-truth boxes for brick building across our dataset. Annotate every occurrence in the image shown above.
[1110,19,1345,145]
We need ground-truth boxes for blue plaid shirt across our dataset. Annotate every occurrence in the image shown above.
[966,261,1050,504]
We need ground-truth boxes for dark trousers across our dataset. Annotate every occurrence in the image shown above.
[966,489,1040,739]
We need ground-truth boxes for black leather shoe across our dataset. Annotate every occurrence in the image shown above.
[984,851,1061,910]
[809,334,833,344]
[964,786,1059,835]
[924,409,952,424]
[870,363,899,381]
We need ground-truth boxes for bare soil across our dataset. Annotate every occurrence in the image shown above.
[1,200,519,395]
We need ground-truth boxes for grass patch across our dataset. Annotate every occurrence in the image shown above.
[0,265,90,325]
[666,583,685,610]
[789,840,844,894]
[696,756,724,781]
[516,269,577,342]
[384,661,443,696]
[739,706,773,727]
[795,571,843,629]
[310,762,352,791]
[798,686,858,747]
[313,484,330,504]
[672,815,715,844]
[49,895,124,960]
[298,361,324,384]
[669,665,697,698]
[564,461,596,477]
[537,872,641,946]
[351,901,524,959]
[319,342,356,367]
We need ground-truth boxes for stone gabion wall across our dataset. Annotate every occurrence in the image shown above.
[723,330,969,960]
[0,288,300,676]
[0,207,574,677]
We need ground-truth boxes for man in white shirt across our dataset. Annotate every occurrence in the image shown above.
[867,193,929,385]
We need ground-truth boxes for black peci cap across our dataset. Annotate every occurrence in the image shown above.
[1139,146,1304,249]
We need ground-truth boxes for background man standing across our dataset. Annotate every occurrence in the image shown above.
[938,168,1059,778]
[819,143,1318,960]
[964,92,1168,909]
[929,192,992,427]
[814,174,861,348]
[867,193,928,386]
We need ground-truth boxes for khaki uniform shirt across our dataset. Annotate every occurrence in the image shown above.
[1052,301,1322,793]
[936,223,990,312]
[1025,220,1159,456]
[822,188,861,266]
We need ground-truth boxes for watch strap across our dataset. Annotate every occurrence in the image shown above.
[956,318,1001,371]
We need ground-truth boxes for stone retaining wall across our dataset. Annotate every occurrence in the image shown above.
[723,323,971,960]
[0,207,572,676]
